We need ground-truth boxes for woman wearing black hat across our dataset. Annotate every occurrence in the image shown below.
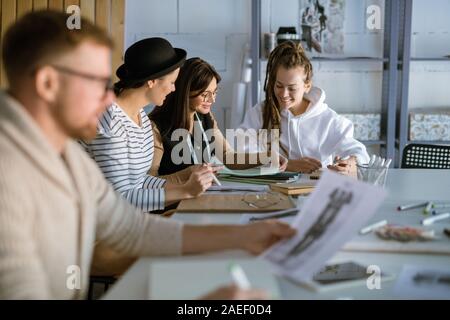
[81,38,219,213]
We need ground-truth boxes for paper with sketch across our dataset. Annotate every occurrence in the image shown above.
[262,170,387,282]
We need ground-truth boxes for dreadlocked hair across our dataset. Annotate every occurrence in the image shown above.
[262,41,313,135]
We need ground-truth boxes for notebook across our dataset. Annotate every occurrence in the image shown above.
[270,177,318,195]
[270,179,317,195]
[218,172,300,185]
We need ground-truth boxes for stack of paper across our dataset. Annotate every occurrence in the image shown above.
[218,169,300,185]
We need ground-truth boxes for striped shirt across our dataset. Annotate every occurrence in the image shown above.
[80,103,166,212]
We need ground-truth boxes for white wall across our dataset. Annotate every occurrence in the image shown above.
[125,0,450,128]
[125,0,252,131]
[409,0,450,110]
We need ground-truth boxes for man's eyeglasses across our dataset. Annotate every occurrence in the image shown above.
[51,65,113,95]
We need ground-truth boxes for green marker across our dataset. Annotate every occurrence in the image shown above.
[423,201,433,215]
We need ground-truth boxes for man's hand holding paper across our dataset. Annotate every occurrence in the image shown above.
[261,170,387,283]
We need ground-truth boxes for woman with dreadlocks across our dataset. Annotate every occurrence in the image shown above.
[239,41,369,175]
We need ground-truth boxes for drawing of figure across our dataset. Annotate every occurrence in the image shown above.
[280,188,353,261]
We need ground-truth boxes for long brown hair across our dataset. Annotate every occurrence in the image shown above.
[149,57,221,138]
[262,41,313,132]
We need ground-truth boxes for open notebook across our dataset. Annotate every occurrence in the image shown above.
[147,257,281,299]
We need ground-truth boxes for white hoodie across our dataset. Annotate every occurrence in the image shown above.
[238,87,370,166]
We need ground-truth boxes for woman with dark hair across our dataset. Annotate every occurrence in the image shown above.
[149,57,287,176]
[81,38,218,214]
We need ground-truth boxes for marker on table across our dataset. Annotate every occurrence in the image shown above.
[229,263,251,290]
[432,203,450,209]
[397,202,428,211]
[359,219,388,235]
[422,212,450,226]
[423,201,434,215]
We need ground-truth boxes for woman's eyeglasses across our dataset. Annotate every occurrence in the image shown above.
[193,89,219,102]
[242,192,284,209]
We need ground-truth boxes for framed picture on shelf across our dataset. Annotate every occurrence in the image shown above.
[299,0,346,54]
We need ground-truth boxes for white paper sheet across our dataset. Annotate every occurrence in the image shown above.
[218,165,280,177]
[262,170,387,283]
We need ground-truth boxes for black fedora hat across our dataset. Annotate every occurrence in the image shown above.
[116,37,186,82]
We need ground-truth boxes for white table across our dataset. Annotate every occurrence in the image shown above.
[104,169,450,299]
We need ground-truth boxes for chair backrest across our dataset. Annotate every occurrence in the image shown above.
[401,143,450,169]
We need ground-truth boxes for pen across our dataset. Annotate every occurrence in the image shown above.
[397,201,429,211]
[421,212,450,226]
[333,156,350,166]
[384,159,392,168]
[359,219,388,235]
[249,209,299,221]
[211,173,222,186]
[229,263,251,289]
[203,163,222,186]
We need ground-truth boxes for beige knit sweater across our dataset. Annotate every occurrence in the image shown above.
[0,92,183,299]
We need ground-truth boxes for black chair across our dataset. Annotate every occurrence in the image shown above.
[87,276,117,300]
[401,143,450,169]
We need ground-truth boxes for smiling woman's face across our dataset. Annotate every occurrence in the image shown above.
[274,66,311,110]
[189,77,218,115]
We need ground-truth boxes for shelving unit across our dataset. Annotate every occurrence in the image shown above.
[397,0,450,167]
[251,0,450,167]
[251,0,400,163]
